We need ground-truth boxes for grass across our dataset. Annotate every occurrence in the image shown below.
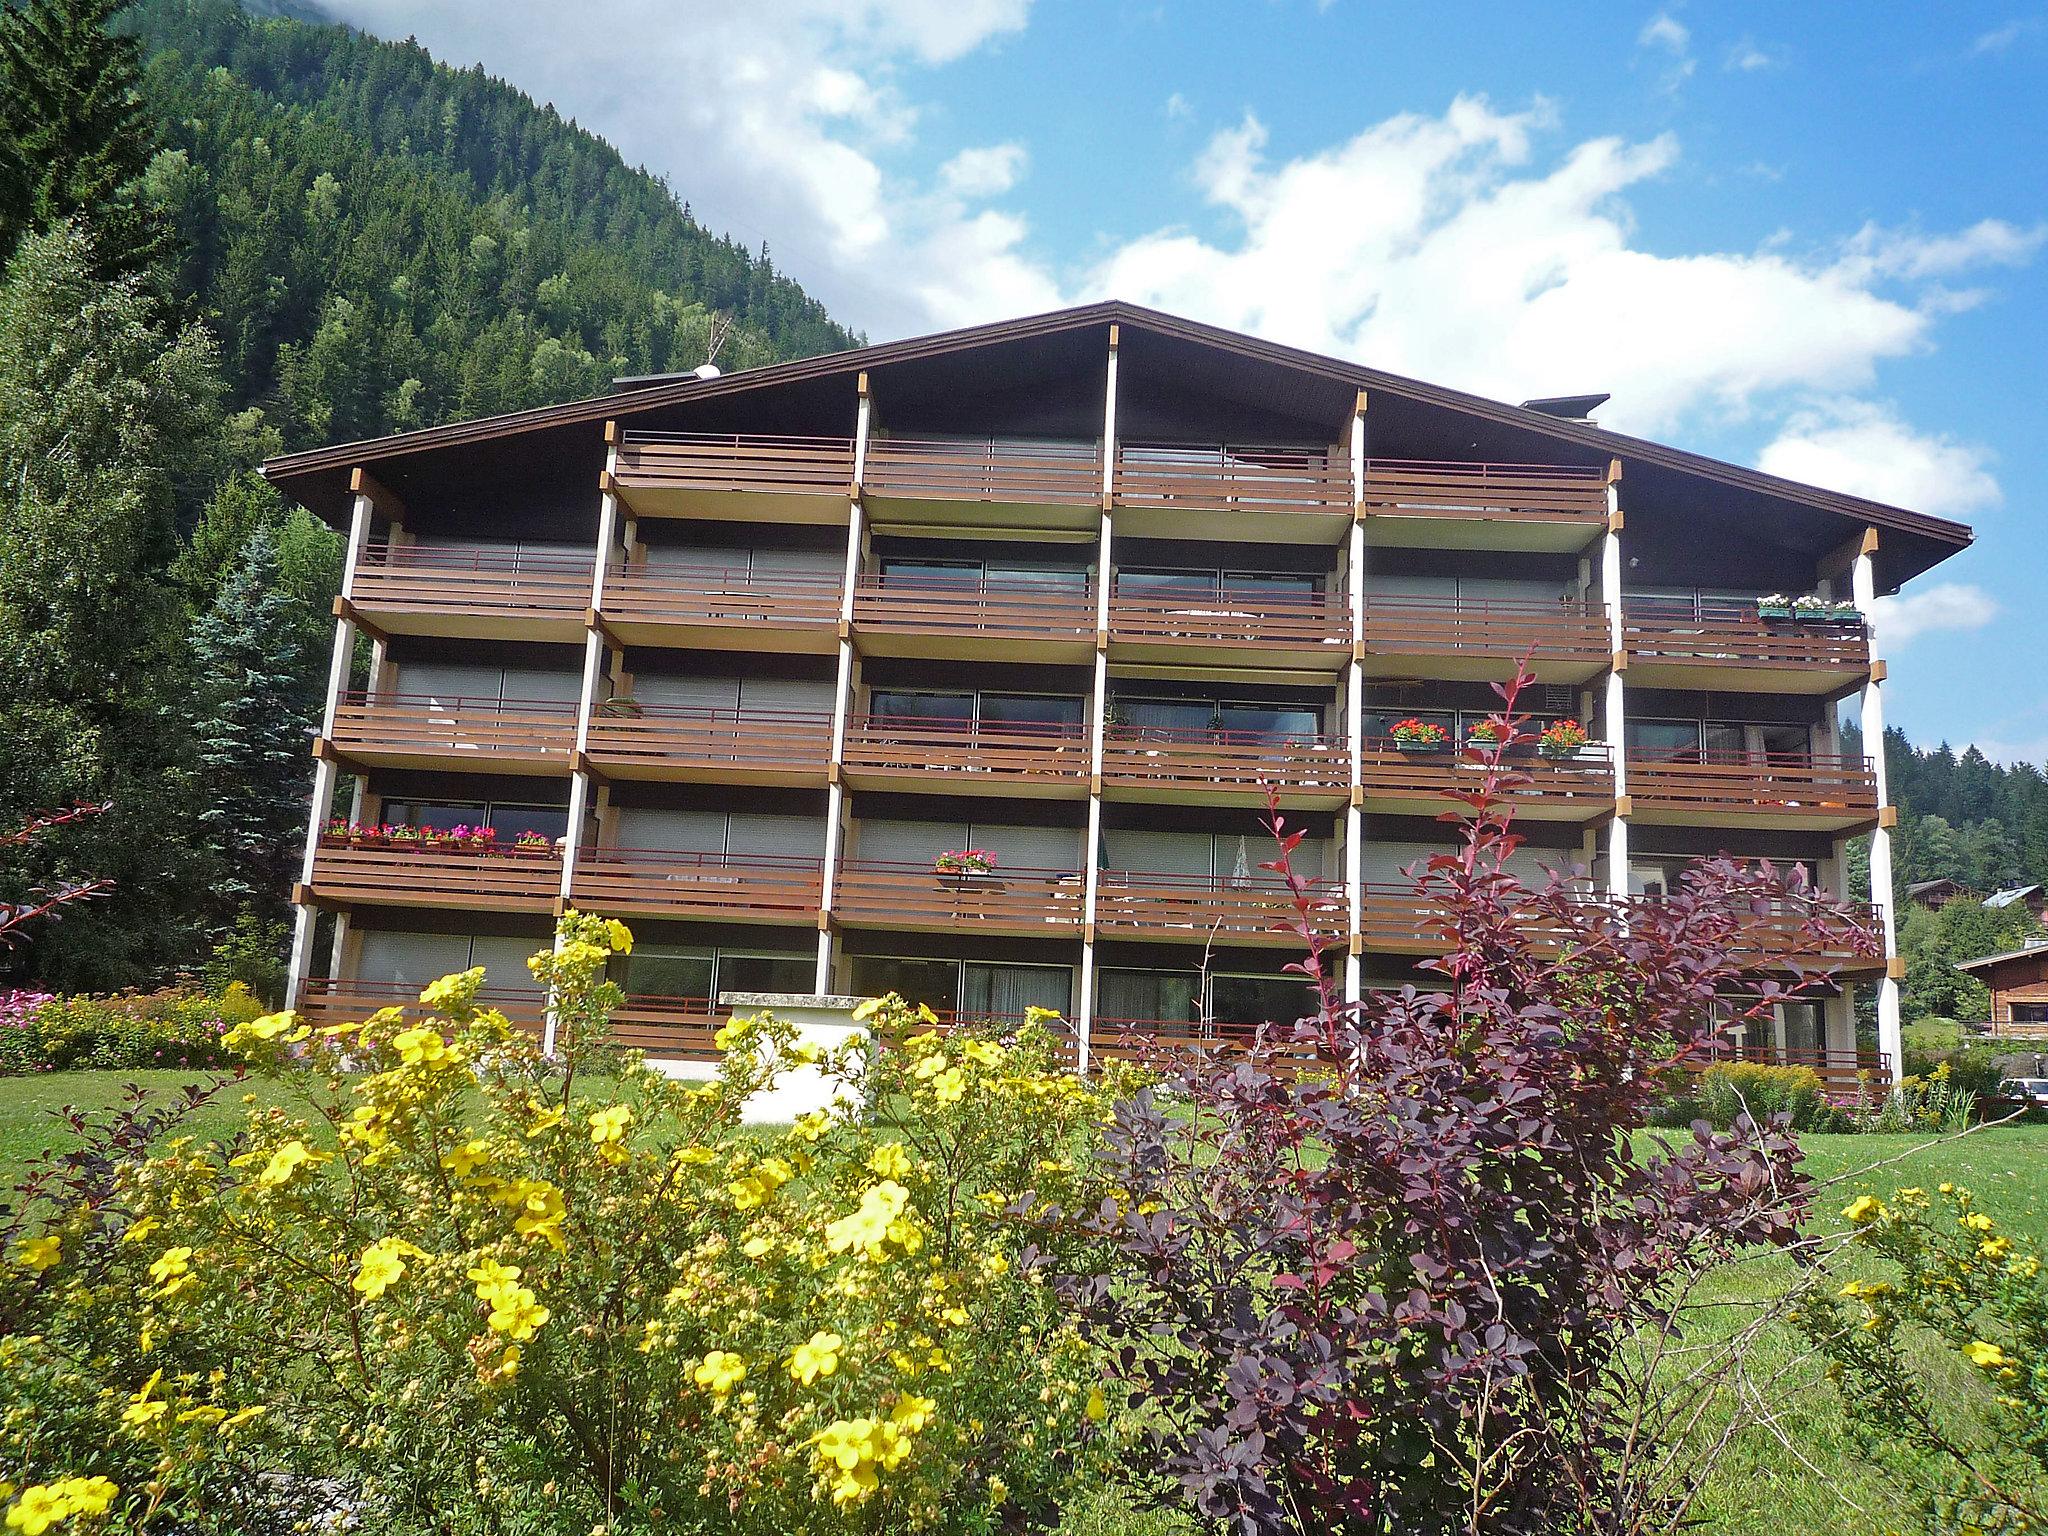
[6,1073,2047,1534]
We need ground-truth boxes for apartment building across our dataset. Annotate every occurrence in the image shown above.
[265,303,1972,1095]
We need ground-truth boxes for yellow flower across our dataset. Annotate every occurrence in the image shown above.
[524,1102,565,1138]
[353,1237,423,1300]
[14,1234,59,1272]
[1086,1386,1109,1423]
[486,1285,550,1341]
[391,1025,457,1070]
[912,1052,950,1081]
[1966,1339,2013,1369]
[891,1393,937,1433]
[741,1235,773,1259]
[826,1181,916,1262]
[693,1349,747,1397]
[148,1246,195,1296]
[604,918,634,954]
[256,1138,327,1188]
[789,1329,845,1386]
[121,1369,168,1430]
[789,1109,833,1143]
[442,1139,491,1178]
[419,966,484,1012]
[1981,1235,2015,1259]
[588,1104,634,1145]
[1964,1212,1996,1232]
[727,1158,794,1211]
[868,1142,913,1180]
[468,1258,523,1300]
[963,1039,1005,1067]
[5,1476,118,1536]
[1842,1195,1883,1223]
[928,1068,966,1105]
[223,1010,302,1050]
[119,1216,159,1246]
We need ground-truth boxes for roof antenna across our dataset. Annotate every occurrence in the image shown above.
[694,312,734,380]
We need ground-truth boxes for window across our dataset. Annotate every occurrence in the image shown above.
[1629,719,1815,763]
[1118,697,1326,740]
[867,690,1085,730]
[1779,1001,1824,1055]
[879,557,1090,589]
[1096,968,1200,1024]
[1210,974,1317,1030]
[380,799,570,842]
[849,956,958,1013]
[622,949,810,1003]
[716,953,815,997]
[2010,1003,2048,1026]
[845,957,1071,1020]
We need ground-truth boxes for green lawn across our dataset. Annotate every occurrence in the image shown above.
[6,1074,2046,1534]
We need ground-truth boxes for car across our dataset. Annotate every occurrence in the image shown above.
[1989,1078,2048,1118]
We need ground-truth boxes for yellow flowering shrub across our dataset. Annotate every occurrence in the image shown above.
[1802,1183,2048,1531]
[0,913,1125,1534]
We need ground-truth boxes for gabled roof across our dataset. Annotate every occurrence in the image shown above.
[263,299,1975,566]
[1956,941,2048,974]
[1986,885,2045,909]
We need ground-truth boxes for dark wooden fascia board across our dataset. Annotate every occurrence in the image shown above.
[262,297,1973,555]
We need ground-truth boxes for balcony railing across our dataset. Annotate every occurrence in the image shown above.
[350,543,592,624]
[1108,582,1350,655]
[1359,882,1609,952]
[583,703,834,782]
[1099,724,1351,802]
[608,994,723,1059]
[850,573,1096,648]
[298,977,548,1036]
[1626,752,1880,822]
[329,692,576,768]
[832,861,1085,934]
[863,438,1102,508]
[602,562,843,634]
[1088,1017,1330,1073]
[1621,597,1871,672]
[1632,895,1884,971]
[308,837,562,912]
[841,714,1090,791]
[1359,595,1610,668]
[1359,740,1616,815]
[1689,1041,1893,1099]
[1359,459,1608,522]
[613,432,855,501]
[1093,870,1348,943]
[570,848,824,923]
[1113,443,1352,519]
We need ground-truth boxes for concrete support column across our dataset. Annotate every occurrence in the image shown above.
[818,375,872,991]
[1076,325,1119,1072]
[1343,392,1368,1003]
[1852,529,1904,1081]
[285,473,384,1010]
[1600,461,1631,901]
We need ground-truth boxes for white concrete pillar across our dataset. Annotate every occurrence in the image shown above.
[1076,326,1119,1070]
[1600,463,1630,900]
[1852,530,1904,1080]
[1343,392,1367,1002]
[817,376,872,991]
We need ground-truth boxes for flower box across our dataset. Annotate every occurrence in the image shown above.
[935,850,997,877]
[1389,718,1450,753]
[1536,719,1591,760]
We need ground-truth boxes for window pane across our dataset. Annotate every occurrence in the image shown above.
[870,690,972,723]
[1222,572,1318,599]
[1096,968,1198,1022]
[981,693,1085,727]
[1628,721,1701,760]
[382,800,486,832]
[1703,722,1747,758]
[848,956,959,1014]
[1123,698,1211,733]
[489,805,570,841]
[716,953,814,998]
[1363,709,1453,741]
[623,951,714,1001]
[988,562,1089,589]
[880,559,979,586]
[1222,703,1322,740]
[1780,1002,1824,1055]
[1117,567,1218,597]
[961,963,1072,1020]
[1210,973,1317,1030]
[1757,724,1811,758]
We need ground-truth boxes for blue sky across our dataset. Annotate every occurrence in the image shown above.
[326,0,2044,757]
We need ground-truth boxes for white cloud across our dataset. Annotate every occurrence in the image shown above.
[1757,399,2002,517]
[937,143,1027,198]
[1868,583,2000,650]
[1725,38,1781,70]
[1164,91,1193,121]
[1840,218,2047,281]
[1638,12,1690,51]
[1971,19,2034,54]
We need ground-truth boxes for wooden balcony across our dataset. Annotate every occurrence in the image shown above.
[298,977,547,1036]
[349,543,592,641]
[327,692,575,775]
[1112,444,1351,543]
[1093,871,1348,945]
[1358,741,1616,821]
[862,438,1102,531]
[601,564,842,651]
[1359,459,1609,552]
[1088,1018,1329,1074]
[850,573,1096,661]
[1358,882,1609,954]
[1099,725,1350,807]
[583,704,834,785]
[1626,752,1880,831]
[832,861,1085,936]
[608,995,723,1060]
[569,848,824,925]
[1689,1042,1892,1100]
[1107,583,1350,670]
[611,432,855,523]
[1683,897,1885,975]
[1620,599,1872,694]
[840,715,1090,798]
[1359,595,1611,683]
[305,839,562,914]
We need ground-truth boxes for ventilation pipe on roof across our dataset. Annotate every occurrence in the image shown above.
[1520,393,1611,422]
[692,362,722,380]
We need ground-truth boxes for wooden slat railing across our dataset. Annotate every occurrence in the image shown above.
[1626,752,1879,818]
[1109,583,1350,651]
[1631,895,1884,969]
[602,563,843,631]
[309,839,563,912]
[841,714,1090,788]
[1099,724,1350,798]
[1113,443,1351,518]
[850,573,1096,644]
[351,543,593,621]
[832,861,1086,933]
[613,432,856,498]
[863,438,1102,506]
[570,848,825,922]
[1094,871,1348,942]
[608,994,722,1059]
[297,977,548,1036]
[330,692,576,765]
[583,704,834,778]
[1359,740,1616,807]
[1621,597,1871,670]
[1360,594,1610,663]
[1688,1041,1892,1099]
[1359,459,1608,520]
[1359,882,1609,951]
[1089,1017,1329,1073]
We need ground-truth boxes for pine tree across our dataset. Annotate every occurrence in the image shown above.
[189,522,316,927]
[0,0,167,277]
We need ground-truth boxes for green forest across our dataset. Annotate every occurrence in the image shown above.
[0,0,2038,1036]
